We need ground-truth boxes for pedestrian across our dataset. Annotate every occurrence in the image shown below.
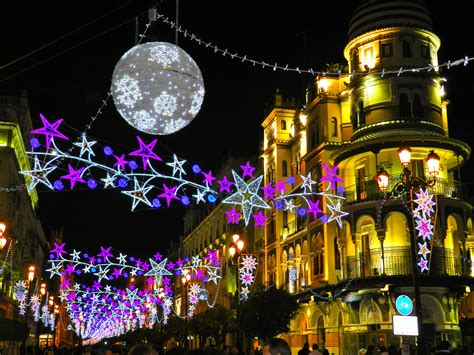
[378,346,388,355]
[309,344,321,355]
[298,343,310,355]
[387,345,398,355]
[127,343,158,355]
[434,341,451,354]
[366,345,375,355]
[164,338,182,355]
[263,338,291,355]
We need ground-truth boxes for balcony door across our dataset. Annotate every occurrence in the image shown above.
[361,233,371,277]
[356,166,366,200]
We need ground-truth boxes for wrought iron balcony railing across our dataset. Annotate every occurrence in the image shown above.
[343,176,462,204]
[346,246,469,279]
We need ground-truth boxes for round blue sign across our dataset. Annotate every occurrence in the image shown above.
[395,295,413,315]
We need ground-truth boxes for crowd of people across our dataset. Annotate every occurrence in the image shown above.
[21,338,474,355]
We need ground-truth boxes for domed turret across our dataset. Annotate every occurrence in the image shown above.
[341,0,447,147]
[348,0,433,41]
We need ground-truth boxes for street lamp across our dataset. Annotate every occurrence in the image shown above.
[376,147,440,353]
[229,233,245,355]
[181,270,191,350]
[23,264,37,353]
[0,222,7,250]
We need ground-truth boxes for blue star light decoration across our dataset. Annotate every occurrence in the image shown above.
[21,113,347,228]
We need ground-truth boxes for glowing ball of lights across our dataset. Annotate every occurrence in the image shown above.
[111,42,205,135]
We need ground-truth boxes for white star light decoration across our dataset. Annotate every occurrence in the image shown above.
[238,254,258,300]
[223,171,269,225]
[13,280,57,330]
[23,115,348,230]
[111,42,205,135]
[413,188,437,272]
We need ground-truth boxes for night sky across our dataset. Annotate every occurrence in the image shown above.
[0,1,473,259]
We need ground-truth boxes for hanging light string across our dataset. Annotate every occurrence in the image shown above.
[155,12,473,77]
[4,17,156,193]
[0,242,13,276]
[308,278,353,302]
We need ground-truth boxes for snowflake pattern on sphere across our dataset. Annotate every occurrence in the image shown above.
[114,75,142,107]
[149,44,179,66]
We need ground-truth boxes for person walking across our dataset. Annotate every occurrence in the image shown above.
[298,343,310,355]
[309,344,321,355]
[263,338,291,355]
[127,342,158,355]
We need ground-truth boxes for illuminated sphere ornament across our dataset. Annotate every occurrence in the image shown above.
[111,42,205,135]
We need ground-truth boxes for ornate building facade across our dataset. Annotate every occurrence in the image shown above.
[0,92,49,352]
[260,1,473,354]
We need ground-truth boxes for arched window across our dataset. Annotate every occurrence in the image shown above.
[357,101,365,126]
[399,93,410,117]
[331,117,338,137]
[282,160,288,177]
[402,39,412,58]
[412,93,423,118]
[313,234,324,276]
[281,120,287,130]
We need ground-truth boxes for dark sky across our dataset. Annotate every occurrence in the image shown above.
[0,1,473,259]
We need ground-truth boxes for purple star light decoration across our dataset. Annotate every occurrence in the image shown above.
[128,136,162,169]
[30,113,69,150]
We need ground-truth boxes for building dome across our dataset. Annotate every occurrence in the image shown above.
[348,0,432,40]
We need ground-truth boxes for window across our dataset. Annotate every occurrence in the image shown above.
[331,117,338,137]
[282,160,288,177]
[281,120,286,130]
[308,122,318,149]
[381,43,393,57]
[282,210,288,227]
[351,50,359,69]
[412,93,423,118]
[313,234,324,276]
[334,237,341,270]
[364,47,375,68]
[421,44,430,59]
[402,39,412,58]
[357,101,365,126]
[399,93,410,117]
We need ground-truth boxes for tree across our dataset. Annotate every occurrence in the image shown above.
[238,286,299,341]
[189,305,236,349]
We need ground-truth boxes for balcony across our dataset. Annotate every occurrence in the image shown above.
[346,246,469,279]
[343,176,463,204]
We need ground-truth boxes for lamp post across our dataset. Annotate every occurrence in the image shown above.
[229,233,245,355]
[376,147,440,354]
[181,270,191,350]
[22,265,36,354]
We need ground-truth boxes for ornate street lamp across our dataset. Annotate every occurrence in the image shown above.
[376,147,440,353]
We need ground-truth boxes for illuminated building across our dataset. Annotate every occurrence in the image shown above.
[260,1,473,353]
[180,156,263,349]
[0,92,49,350]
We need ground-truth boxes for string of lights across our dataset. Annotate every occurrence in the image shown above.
[21,119,347,228]
[154,13,473,77]
[308,279,354,302]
